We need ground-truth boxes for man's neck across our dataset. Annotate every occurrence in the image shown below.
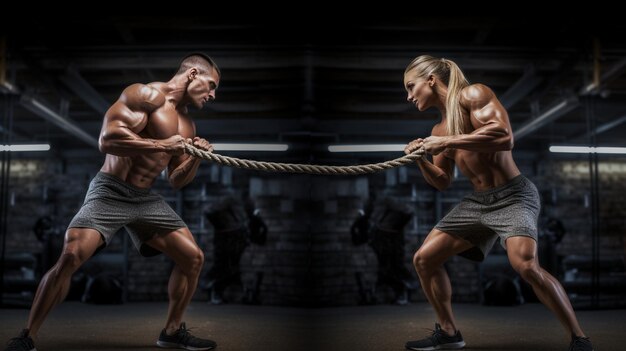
[163,75,188,107]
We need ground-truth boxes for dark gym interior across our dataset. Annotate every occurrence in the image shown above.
[1,16,625,350]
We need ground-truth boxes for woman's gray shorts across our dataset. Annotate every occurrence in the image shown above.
[68,172,187,257]
[434,175,540,262]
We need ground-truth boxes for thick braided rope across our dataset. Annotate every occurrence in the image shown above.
[184,143,424,175]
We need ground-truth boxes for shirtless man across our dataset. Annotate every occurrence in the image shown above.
[402,55,593,351]
[5,53,219,351]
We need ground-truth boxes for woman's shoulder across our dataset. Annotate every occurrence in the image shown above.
[460,83,496,106]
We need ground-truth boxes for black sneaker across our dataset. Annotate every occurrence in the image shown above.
[156,322,216,350]
[568,334,594,351]
[405,323,465,350]
[4,329,36,351]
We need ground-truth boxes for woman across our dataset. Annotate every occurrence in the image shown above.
[402,55,593,351]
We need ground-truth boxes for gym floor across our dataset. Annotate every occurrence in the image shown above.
[0,302,623,350]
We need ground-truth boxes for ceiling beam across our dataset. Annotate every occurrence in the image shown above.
[316,120,435,137]
[499,64,543,110]
[57,119,436,138]
[206,101,293,113]
[19,95,98,148]
[1,81,98,148]
[330,102,413,114]
[515,57,626,141]
[114,22,157,81]
[514,95,580,141]
[579,57,626,95]
[16,54,565,72]
[59,67,110,115]
[573,113,626,142]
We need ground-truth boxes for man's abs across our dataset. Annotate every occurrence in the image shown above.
[100,153,172,188]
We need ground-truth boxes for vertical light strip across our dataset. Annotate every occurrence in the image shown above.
[0,36,6,84]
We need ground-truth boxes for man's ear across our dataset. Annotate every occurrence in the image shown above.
[188,67,198,81]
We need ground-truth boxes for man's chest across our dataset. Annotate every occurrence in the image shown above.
[140,107,181,139]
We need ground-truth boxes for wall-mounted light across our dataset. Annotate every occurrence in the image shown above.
[328,144,406,152]
[212,143,288,152]
[549,146,626,154]
[0,144,51,152]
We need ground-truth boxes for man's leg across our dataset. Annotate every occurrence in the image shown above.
[28,228,103,336]
[145,227,204,334]
[412,229,473,335]
[506,236,586,338]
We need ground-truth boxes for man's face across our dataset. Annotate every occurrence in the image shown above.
[188,66,220,109]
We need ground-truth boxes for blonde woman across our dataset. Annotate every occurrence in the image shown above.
[403,55,593,351]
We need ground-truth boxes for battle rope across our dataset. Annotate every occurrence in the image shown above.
[183,143,425,175]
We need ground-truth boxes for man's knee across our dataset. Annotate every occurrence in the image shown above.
[55,230,93,274]
[413,251,434,276]
[514,261,542,284]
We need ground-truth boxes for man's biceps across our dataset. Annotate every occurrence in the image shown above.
[167,159,181,173]
[169,154,190,168]
[107,111,146,131]
[101,119,130,137]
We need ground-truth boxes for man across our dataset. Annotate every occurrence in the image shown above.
[5,53,220,351]
[402,55,593,351]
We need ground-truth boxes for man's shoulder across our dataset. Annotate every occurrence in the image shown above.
[121,83,166,111]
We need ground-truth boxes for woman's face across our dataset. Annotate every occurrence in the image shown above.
[404,72,432,112]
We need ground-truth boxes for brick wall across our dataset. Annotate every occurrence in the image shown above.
[4,157,624,306]
[6,158,94,257]
[534,159,626,256]
[242,174,313,306]
[309,176,375,306]
[367,168,480,303]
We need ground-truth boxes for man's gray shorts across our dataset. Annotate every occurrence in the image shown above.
[69,172,187,257]
[434,175,540,262]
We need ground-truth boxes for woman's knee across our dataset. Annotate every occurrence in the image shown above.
[183,248,204,276]
[55,249,83,275]
[196,249,205,267]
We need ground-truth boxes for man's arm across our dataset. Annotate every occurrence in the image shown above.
[405,126,455,191]
[98,84,185,156]
[167,117,213,190]
[422,84,513,155]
